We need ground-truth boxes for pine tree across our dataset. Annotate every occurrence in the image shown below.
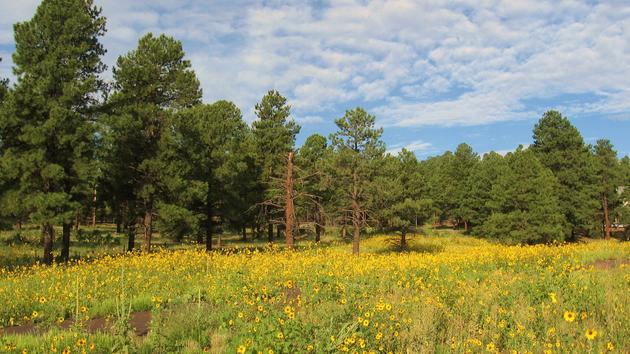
[593,139,621,239]
[482,147,566,244]
[330,107,385,255]
[296,134,330,242]
[451,143,479,231]
[467,152,507,233]
[0,57,8,104]
[173,100,248,250]
[382,149,433,249]
[104,33,201,252]
[421,152,456,225]
[0,0,106,263]
[531,110,599,238]
[252,90,300,242]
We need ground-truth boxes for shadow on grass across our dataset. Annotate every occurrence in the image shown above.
[373,237,446,255]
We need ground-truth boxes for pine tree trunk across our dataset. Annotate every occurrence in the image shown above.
[75,211,81,231]
[351,169,360,255]
[285,152,295,249]
[15,221,22,232]
[91,187,97,227]
[603,194,611,239]
[127,224,135,252]
[315,222,321,243]
[143,207,152,253]
[341,225,347,239]
[205,202,213,251]
[115,209,122,233]
[42,223,54,265]
[464,220,469,232]
[241,226,247,241]
[277,225,282,240]
[61,222,71,261]
[268,223,273,243]
[401,229,407,249]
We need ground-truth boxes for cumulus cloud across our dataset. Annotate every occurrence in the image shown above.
[0,0,629,127]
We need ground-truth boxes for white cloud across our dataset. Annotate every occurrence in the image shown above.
[0,0,628,128]
[387,139,434,155]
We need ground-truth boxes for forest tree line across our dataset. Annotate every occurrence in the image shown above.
[1,0,629,263]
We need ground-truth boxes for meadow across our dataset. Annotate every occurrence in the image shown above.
[0,231,628,354]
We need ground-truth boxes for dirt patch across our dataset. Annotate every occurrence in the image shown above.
[591,259,630,270]
[0,311,152,337]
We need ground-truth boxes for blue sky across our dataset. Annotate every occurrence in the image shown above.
[1,0,629,158]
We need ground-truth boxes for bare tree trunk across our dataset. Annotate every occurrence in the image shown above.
[285,152,295,249]
[15,220,22,232]
[127,224,135,251]
[351,169,360,255]
[143,206,152,253]
[315,223,321,243]
[61,222,71,261]
[400,229,407,249]
[603,194,611,239]
[464,220,469,232]
[42,223,54,265]
[241,225,247,241]
[91,186,97,227]
[115,208,122,233]
[268,223,273,243]
[205,201,213,251]
[341,225,347,239]
[277,225,282,240]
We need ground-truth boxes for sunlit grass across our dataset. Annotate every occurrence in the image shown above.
[0,234,628,353]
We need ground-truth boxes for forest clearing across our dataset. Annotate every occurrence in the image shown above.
[1,231,628,353]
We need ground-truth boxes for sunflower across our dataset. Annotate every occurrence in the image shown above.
[585,329,597,340]
[563,311,576,322]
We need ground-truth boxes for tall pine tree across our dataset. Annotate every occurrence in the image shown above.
[0,0,106,263]
[593,139,621,239]
[330,107,385,255]
[482,147,566,244]
[531,110,599,238]
[173,101,248,250]
[104,33,201,252]
[251,90,300,242]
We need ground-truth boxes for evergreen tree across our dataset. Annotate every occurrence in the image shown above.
[593,139,621,239]
[296,133,330,242]
[0,57,8,104]
[381,149,433,248]
[330,107,385,255]
[531,110,599,238]
[0,0,106,263]
[451,143,479,231]
[252,90,300,242]
[467,152,507,233]
[482,147,566,244]
[104,33,201,252]
[616,156,630,239]
[421,152,456,225]
[172,100,248,250]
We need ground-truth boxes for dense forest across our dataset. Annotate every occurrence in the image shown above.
[1,0,629,264]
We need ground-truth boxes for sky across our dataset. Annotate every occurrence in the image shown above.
[1,0,629,158]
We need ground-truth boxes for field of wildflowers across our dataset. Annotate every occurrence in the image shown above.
[0,235,628,353]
